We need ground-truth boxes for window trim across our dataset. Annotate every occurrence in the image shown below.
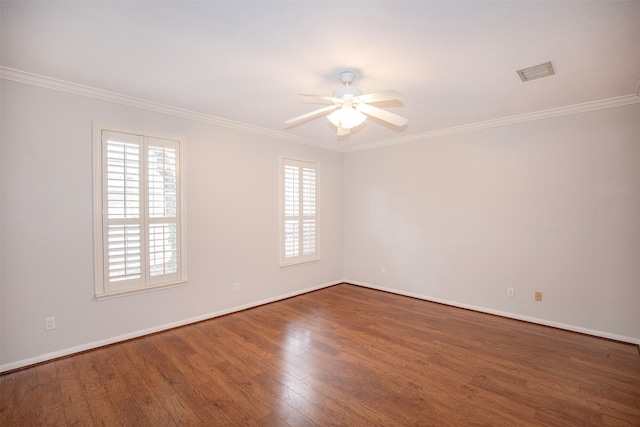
[93,123,187,300]
[279,156,320,267]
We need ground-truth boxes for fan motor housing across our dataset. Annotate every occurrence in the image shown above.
[332,86,362,98]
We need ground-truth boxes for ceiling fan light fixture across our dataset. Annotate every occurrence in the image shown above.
[332,85,363,98]
[327,105,367,129]
[285,70,407,136]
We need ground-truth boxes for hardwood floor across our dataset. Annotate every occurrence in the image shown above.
[2,283,639,426]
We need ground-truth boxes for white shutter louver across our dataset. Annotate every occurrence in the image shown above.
[148,144,177,218]
[149,223,178,276]
[106,140,140,219]
[107,225,141,282]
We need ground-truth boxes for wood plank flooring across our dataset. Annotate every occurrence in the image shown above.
[1,283,639,426]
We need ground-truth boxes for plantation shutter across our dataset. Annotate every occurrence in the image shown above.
[103,131,144,291]
[282,158,318,265]
[147,137,180,285]
[100,130,181,294]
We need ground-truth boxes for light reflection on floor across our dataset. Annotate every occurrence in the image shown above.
[273,321,319,419]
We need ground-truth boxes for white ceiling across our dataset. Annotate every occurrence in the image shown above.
[2,1,639,150]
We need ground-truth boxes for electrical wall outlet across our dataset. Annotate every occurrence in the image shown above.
[535,291,542,302]
[507,287,514,297]
[45,317,56,330]
[234,282,240,292]
[381,267,386,275]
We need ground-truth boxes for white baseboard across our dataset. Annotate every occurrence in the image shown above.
[3,279,636,373]
[346,280,640,346]
[0,280,341,373]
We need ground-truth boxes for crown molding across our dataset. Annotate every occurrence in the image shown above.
[344,93,640,152]
[3,67,638,154]
[0,67,341,152]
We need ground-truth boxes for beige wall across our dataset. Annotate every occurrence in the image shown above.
[344,103,640,342]
[2,78,638,371]
[0,80,344,369]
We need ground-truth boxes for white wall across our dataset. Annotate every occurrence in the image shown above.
[0,80,344,370]
[344,103,640,343]
[2,78,638,371]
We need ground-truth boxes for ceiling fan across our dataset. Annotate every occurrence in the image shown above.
[285,71,408,136]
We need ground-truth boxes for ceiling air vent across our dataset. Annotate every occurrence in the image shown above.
[517,61,555,82]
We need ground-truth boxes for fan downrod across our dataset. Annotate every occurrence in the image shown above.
[338,71,356,86]
[333,71,361,98]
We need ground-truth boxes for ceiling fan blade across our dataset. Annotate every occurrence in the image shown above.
[285,104,339,125]
[353,90,403,104]
[299,94,343,103]
[356,103,408,127]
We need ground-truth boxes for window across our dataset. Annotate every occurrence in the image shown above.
[280,157,318,266]
[93,125,186,298]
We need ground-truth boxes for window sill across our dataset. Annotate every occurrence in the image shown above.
[280,257,321,268]
[96,279,187,301]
